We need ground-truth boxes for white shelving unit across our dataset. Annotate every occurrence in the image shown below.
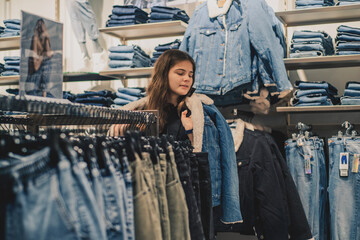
[277,3,360,123]
[0,36,21,51]
[99,21,187,80]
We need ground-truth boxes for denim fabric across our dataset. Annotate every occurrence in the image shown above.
[295,81,338,95]
[292,37,323,44]
[114,98,132,105]
[25,58,52,96]
[291,96,333,106]
[196,152,214,240]
[151,6,188,15]
[337,41,360,51]
[74,96,113,105]
[180,0,292,95]
[344,89,360,97]
[0,32,19,37]
[115,92,140,101]
[76,90,113,98]
[109,45,150,58]
[106,21,142,27]
[1,71,19,76]
[3,28,19,33]
[112,5,148,16]
[337,1,360,4]
[328,137,360,240]
[166,146,191,240]
[152,51,163,58]
[290,43,325,54]
[296,0,334,6]
[346,82,360,90]
[118,87,143,96]
[295,89,330,98]
[285,137,327,240]
[340,97,360,105]
[290,51,323,58]
[65,0,99,43]
[109,52,144,60]
[4,56,20,61]
[109,14,148,21]
[202,104,243,223]
[207,84,249,106]
[336,50,360,55]
[293,30,334,55]
[149,12,189,23]
[173,146,205,240]
[338,25,360,36]
[4,23,20,30]
[3,19,20,25]
[4,65,19,72]
[154,39,181,51]
[108,58,150,68]
[336,34,360,43]
[4,60,20,66]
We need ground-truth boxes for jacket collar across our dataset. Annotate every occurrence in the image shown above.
[119,93,214,153]
[207,0,233,18]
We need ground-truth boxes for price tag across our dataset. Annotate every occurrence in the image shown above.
[351,154,359,173]
[339,152,349,177]
[305,155,312,175]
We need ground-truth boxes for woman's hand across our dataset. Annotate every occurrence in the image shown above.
[181,110,193,131]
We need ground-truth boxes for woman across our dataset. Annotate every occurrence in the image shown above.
[26,18,54,97]
[109,49,242,224]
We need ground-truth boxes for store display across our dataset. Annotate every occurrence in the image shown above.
[148,6,189,24]
[340,82,360,105]
[0,19,21,38]
[290,30,334,58]
[106,5,148,27]
[285,134,327,240]
[290,81,339,106]
[335,25,360,55]
[108,45,151,69]
[180,0,292,102]
[295,0,334,9]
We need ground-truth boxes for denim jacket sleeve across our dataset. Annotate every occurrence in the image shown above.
[179,5,200,54]
[246,0,292,92]
[203,104,243,224]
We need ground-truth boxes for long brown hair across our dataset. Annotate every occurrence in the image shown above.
[146,49,195,132]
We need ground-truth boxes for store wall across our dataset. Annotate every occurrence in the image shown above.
[0,0,359,95]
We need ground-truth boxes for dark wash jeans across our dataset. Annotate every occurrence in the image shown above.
[174,146,205,240]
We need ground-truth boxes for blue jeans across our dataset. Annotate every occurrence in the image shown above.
[74,96,113,105]
[4,56,20,61]
[109,14,148,21]
[0,32,19,37]
[285,137,327,240]
[344,89,360,97]
[295,81,338,95]
[65,0,99,43]
[290,51,323,58]
[4,65,19,72]
[154,39,181,51]
[336,50,360,55]
[109,52,144,60]
[341,97,360,105]
[346,82,360,90]
[76,90,113,98]
[3,19,21,25]
[4,60,20,66]
[4,23,20,30]
[290,43,326,55]
[25,58,52,96]
[295,89,329,98]
[337,42,360,51]
[112,5,148,16]
[106,19,146,27]
[149,12,189,23]
[336,34,360,42]
[114,98,132,105]
[108,45,149,58]
[328,137,360,240]
[293,30,334,54]
[337,25,360,36]
[292,95,331,104]
[292,37,323,44]
[117,87,143,96]
[109,54,151,68]
[1,71,19,76]
[115,92,140,101]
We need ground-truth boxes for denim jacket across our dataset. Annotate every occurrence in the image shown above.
[180,0,292,95]
[117,93,243,223]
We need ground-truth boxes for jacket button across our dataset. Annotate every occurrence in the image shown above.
[238,162,242,166]
[206,30,210,34]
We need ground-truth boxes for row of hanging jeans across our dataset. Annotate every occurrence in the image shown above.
[0,131,211,240]
[285,136,327,240]
[335,25,360,55]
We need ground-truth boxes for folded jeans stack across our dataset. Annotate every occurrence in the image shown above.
[340,82,360,105]
[106,5,148,27]
[290,81,339,106]
[108,45,151,69]
[1,56,20,76]
[74,90,115,107]
[295,0,334,9]
[0,63,4,75]
[151,39,181,65]
[148,6,189,24]
[0,19,21,38]
[336,0,360,5]
[0,26,4,35]
[335,25,360,56]
[290,30,334,58]
[112,87,145,107]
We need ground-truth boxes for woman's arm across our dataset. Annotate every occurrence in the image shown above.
[32,35,43,71]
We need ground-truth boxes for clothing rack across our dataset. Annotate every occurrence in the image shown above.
[0,94,159,135]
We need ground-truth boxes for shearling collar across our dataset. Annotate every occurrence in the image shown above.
[118,93,214,153]
[207,0,233,18]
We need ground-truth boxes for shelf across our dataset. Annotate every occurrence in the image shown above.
[0,73,117,86]
[276,4,360,26]
[99,21,187,40]
[277,105,360,125]
[0,36,21,51]
[284,54,360,70]
[100,67,153,79]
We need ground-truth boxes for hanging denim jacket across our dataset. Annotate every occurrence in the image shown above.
[180,0,292,96]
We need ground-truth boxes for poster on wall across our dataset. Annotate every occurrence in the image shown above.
[19,11,63,99]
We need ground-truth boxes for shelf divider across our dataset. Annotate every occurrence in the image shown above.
[0,36,21,51]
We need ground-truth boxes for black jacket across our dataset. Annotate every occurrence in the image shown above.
[214,129,312,240]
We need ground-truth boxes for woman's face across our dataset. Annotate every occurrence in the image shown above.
[168,60,193,97]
